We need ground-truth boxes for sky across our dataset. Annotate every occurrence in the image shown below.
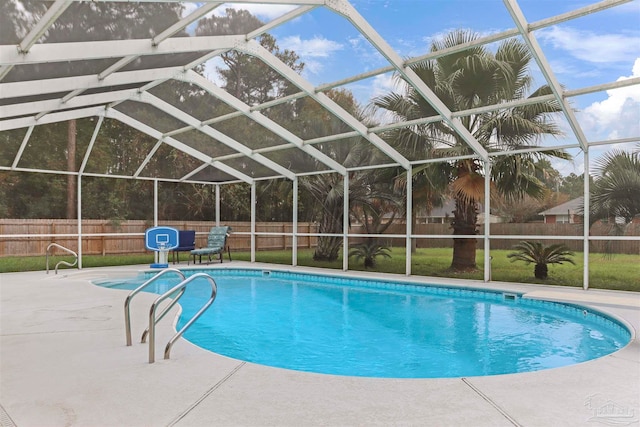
[197,0,639,175]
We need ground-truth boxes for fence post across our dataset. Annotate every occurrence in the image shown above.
[101,222,106,256]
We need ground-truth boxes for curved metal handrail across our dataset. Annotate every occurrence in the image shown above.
[140,287,185,344]
[46,243,78,274]
[148,273,217,363]
[124,268,185,346]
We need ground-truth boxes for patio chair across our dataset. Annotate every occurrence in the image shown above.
[172,230,196,265]
[191,226,232,264]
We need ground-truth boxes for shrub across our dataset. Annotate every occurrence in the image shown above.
[507,241,575,280]
[348,242,391,269]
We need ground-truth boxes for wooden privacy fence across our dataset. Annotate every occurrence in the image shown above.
[354,223,640,254]
[0,219,638,257]
[0,219,318,257]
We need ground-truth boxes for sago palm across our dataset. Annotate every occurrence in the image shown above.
[507,241,575,280]
[348,241,392,269]
[373,30,569,271]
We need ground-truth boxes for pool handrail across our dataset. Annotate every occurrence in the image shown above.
[148,273,217,363]
[124,268,185,346]
[46,243,78,274]
[140,286,186,344]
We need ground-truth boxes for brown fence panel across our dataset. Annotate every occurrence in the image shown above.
[370,222,639,253]
[1,219,637,257]
[0,219,320,257]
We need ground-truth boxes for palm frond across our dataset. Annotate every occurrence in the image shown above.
[348,241,392,268]
[507,241,575,265]
[451,168,484,204]
[590,150,640,224]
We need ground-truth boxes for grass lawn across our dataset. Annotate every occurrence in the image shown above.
[238,247,640,292]
[0,253,156,274]
[1,248,638,292]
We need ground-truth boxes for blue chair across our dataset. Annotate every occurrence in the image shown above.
[190,226,232,264]
[171,230,196,265]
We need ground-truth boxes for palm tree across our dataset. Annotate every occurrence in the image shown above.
[297,90,403,262]
[373,30,568,271]
[589,148,640,227]
[583,148,640,255]
[395,163,449,253]
[302,158,402,262]
[349,241,392,269]
[507,241,575,279]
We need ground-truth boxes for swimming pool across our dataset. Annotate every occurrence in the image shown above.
[95,268,631,378]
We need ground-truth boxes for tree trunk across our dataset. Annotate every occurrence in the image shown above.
[314,235,342,261]
[364,257,374,269]
[451,237,477,270]
[450,195,478,271]
[66,120,77,219]
[313,200,343,261]
[534,263,548,279]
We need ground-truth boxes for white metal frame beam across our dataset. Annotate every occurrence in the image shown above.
[47,2,225,116]
[503,0,588,152]
[139,92,296,180]
[153,2,222,45]
[0,67,184,99]
[0,106,106,131]
[10,126,35,170]
[0,89,141,119]
[107,109,254,183]
[88,0,324,4]
[181,71,348,175]
[1,104,254,184]
[0,35,245,66]
[0,0,73,81]
[239,0,631,133]
[240,40,411,170]
[247,5,318,39]
[133,139,164,178]
[326,0,489,162]
[78,116,105,175]
[583,149,591,290]
[18,0,73,53]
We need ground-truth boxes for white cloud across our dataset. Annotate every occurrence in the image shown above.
[183,3,298,35]
[212,3,297,20]
[347,35,387,70]
[542,59,601,79]
[610,1,640,14]
[303,60,323,75]
[419,28,504,57]
[367,76,397,125]
[181,2,200,17]
[202,56,226,87]
[579,58,640,141]
[278,35,343,75]
[279,35,343,58]
[370,73,402,98]
[538,27,640,64]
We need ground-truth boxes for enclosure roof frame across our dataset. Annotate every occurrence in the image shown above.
[0,0,638,183]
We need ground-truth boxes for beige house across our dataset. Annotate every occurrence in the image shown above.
[539,197,583,224]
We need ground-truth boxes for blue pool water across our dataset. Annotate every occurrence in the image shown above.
[95,269,631,378]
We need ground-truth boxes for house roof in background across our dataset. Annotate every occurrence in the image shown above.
[426,199,456,218]
[539,197,584,216]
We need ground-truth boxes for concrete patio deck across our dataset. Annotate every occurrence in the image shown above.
[1,263,638,426]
